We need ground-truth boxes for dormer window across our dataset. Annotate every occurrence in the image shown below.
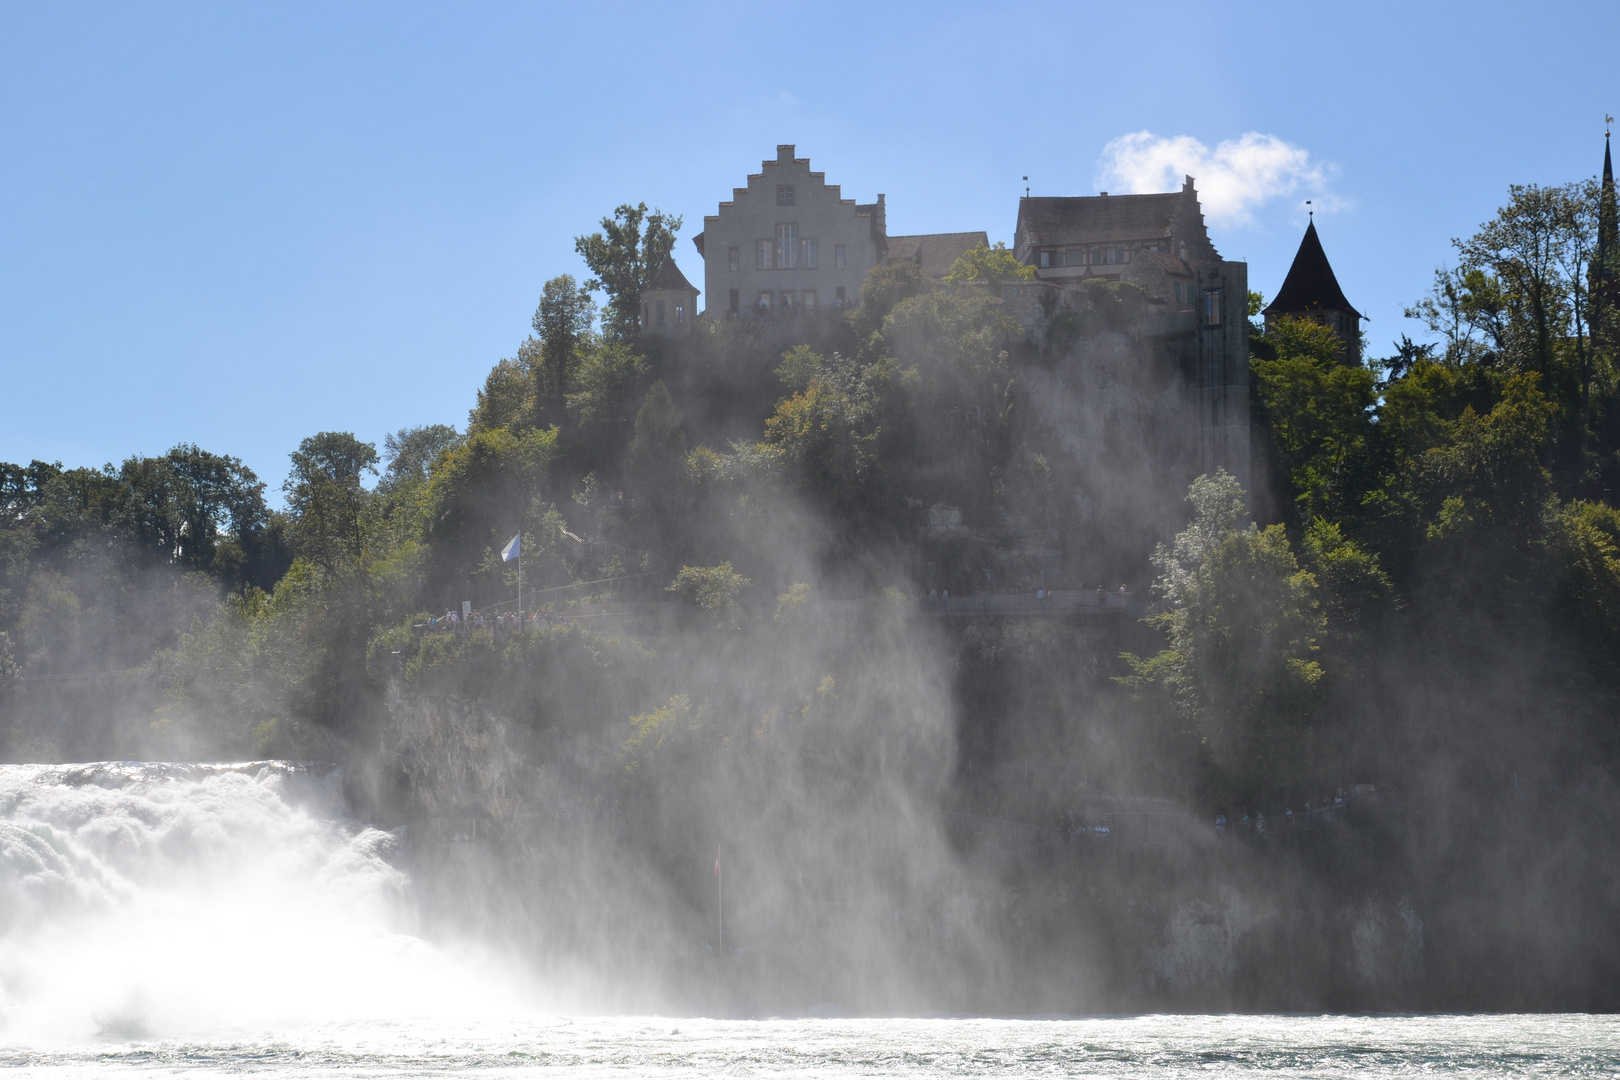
[776,184,795,206]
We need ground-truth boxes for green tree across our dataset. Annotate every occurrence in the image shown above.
[1124,470,1325,799]
[566,340,648,427]
[575,203,682,341]
[666,562,751,628]
[380,424,462,493]
[942,241,1036,288]
[761,350,902,518]
[1251,315,1377,522]
[469,357,534,434]
[532,275,597,425]
[284,433,379,572]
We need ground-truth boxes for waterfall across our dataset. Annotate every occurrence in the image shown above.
[0,762,523,1045]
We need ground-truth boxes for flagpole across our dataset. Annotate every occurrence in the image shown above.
[517,534,522,629]
[718,845,724,955]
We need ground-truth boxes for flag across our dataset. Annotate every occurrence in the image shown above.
[714,844,721,877]
[501,534,520,562]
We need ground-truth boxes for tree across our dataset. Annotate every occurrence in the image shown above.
[846,260,925,344]
[284,432,379,572]
[1123,470,1325,800]
[566,340,648,427]
[666,562,751,628]
[1406,182,1601,487]
[1251,315,1377,523]
[761,350,900,519]
[942,241,1035,288]
[116,445,269,583]
[380,424,462,493]
[468,357,533,434]
[575,203,682,340]
[626,381,687,514]
[532,275,596,425]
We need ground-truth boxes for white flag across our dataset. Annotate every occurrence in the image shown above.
[501,534,521,562]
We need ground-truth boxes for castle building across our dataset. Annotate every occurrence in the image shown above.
[691,145,887,319]
[1262,218,1363,363]
[639,257,701,336]
[1013,177,1218,298]
[1011,178,1251,489]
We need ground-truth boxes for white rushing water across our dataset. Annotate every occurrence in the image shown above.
[0,761,531,1049]
[3,763,1618,1077]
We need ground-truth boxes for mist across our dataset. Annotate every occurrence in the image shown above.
[6,144,1620,1045]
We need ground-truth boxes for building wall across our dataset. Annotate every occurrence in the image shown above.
[699,146,882,319]
[641,287,699,335]
[1195,261,1252,493]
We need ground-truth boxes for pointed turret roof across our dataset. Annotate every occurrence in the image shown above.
[1597,132,1617,275]
[644,256,698,293]
[1263,219,1361,320]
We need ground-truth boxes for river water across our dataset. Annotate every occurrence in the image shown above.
[3,763,1616,1077]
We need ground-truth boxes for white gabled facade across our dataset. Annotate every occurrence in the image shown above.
[691,144,886,320]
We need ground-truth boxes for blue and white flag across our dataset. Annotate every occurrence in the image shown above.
[501,534,521,562]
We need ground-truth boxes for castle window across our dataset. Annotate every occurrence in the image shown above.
[803,289,817,311]
[803,238,818,269]
[729,289,740,315]
[728,246,740,272]
[1038,250,1051,268]
[674,303,685,326]
[1203,288,1224,327]
[781,290,797,317]
[775,223,799,269]
[756,239,771,270]
[776,184,795,207]
[835,286,846,308]
[1065,248,1087,267]
[835,245,846,270]
[656,300,667,328]
[756,290,773,316]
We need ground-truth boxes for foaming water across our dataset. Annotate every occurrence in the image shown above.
[0,762,531,1046]
[5,764,1618,1077]
[4,1014,1619,1077]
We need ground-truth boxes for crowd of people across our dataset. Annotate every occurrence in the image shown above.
[1214,789,1353,836]
[423,609,541,633]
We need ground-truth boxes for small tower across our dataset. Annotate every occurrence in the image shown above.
[639,257,701,336]
[1263,218,1363,363]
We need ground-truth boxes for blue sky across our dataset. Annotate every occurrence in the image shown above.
[1,1,1613,496]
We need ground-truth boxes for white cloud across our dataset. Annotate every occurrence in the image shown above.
[1095,131,1334,229]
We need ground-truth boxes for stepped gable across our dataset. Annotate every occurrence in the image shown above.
[1263,219,1361,319]
[886,231,990,279]
[645,256,698,293]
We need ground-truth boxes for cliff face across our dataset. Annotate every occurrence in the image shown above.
[371,688,1620,1014]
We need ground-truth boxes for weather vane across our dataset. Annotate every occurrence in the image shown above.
[1023,176,1030,198]
[1306,199,1313,221]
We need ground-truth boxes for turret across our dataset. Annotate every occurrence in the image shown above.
[1263,218,1363,363]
